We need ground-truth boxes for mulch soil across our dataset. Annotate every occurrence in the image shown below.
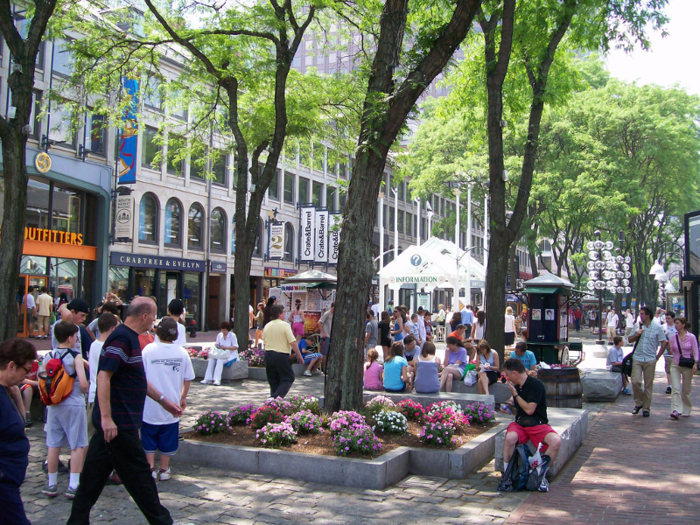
[185,420,494,459]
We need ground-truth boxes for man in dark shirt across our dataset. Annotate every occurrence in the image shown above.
[501,358,561,491]
[67,297,183,525]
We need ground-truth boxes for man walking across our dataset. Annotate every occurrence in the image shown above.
[36,287,53,339]
[263,305,304,398]
[67,297,185,525]
[628,306,667,418]
[573,307,583,332]
[624,309,635,345]
[461,304,473,338]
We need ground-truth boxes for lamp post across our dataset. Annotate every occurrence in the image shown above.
[466,182,473,306]
[415,197,421,246]
[445,181,462,311]
[427,207,434,238]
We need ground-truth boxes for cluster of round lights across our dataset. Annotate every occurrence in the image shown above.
[586,240,631,294]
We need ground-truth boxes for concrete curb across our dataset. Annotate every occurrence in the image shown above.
[178,422,506,489]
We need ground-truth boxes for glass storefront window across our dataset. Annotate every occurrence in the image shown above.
[26,178,51,230]
[49,258,79,303]
[21,255,48,275]
[135,268,156,298]
[109,266,129,303]
[182,272,200,326]
[52,185,81,234]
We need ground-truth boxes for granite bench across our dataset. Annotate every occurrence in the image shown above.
[580,370,623,401]
[189,357,248,382]
[494,407,589,479]
[450,380,513,404]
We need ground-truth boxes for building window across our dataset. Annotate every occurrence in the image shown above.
[299,141,310,167]
[231,220,236,254]
[253,218,263,258]
[164,198,182,247]
[312,143,324,171]
[167,88,187,120]
[212,151,227,185]
[398,183,405,202]
[284,223,294,262]
[269,169,280,201]
[48,101,74,147]
[142,126,159,169]
[139,193,159,244]
[188,203,204,250]
[338,157,346,179]
[405,212,411,237]
[210,208,226,253]
[166,134,185,176]
[86,112,105,154]
[326,185,337,211]
[327,149,337,177]
[144,77,162,110]
[189,145,205,181]
[397,210,404,234]
[389,207,395,230]
[312,181,322,207]
[15,14,44,69]
[299,177,309,204]
[52,38,73,76]
[284,172,294,204]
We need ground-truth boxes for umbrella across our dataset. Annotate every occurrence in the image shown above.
[282,270,337,284]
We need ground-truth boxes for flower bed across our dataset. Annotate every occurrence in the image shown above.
[239,346,265,367]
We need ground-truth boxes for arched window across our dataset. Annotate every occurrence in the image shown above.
[284,222,294,262]
[253,217,263,258]
[164,198,182,247]
[210,208,226,253]
[231,219,236,254]
[139,193,159,244]
[188,203,204,250]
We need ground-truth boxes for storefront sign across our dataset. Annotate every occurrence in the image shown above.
[328,213,341,265]
[280,283,309,292]
[300,206,315,262]
[115,194,134,240]
[314,209,329,263]
[118,76,139,184]
[388,274,447,284]
[470,279,486,288]
[210,261,227,273]
[34,152,52,173]
[25,227,83,245]
[110,252,206,272]
[269,222,284,259]
[264,267,298,278]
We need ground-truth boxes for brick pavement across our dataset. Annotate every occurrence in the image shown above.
[507,371,700,525]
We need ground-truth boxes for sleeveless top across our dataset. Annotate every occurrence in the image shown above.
[292,312,303,324]
[474,321,485,340]
[479,350,495,367]
[414,355,440,393]
[393,320,405,341]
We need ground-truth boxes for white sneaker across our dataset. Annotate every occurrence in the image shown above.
[151,468,157,480]
[200,380,213,384]
[303,370,312,376]
[213,381,221,386]
[158,468,171,481]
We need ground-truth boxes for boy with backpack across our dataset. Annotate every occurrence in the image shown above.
[41,321,90,499]
[141,317,194,481]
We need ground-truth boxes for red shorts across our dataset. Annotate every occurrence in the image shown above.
[507,422,557,453]
[292,322,305,337]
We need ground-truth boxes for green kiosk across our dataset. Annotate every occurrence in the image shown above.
[521,274,584,366]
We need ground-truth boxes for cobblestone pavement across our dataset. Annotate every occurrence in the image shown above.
[507,371,700,525]
[22,375,532,525]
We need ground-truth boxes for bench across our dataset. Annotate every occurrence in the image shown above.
[494,407,589,479]
[580,370,623,401]
[362,391,495,411]
[450,380,513,404]
[247,363,308,381]
[189,357,248,382]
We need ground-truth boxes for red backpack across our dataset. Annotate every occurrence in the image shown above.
[38,350,77,406]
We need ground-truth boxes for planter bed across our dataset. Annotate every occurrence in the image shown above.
[178,421,506,489]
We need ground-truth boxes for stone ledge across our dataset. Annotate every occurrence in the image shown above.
[580,370,622,401]
[177,421,506,489]
[494,407,589,479]
[247,363,307,381]
[451,381,513,404]
[190,358,248,382]
[363,391,495,411]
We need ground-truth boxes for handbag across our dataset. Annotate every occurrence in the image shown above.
[676,334,696,369]
[464,369,478,386]
[209,346,230,360]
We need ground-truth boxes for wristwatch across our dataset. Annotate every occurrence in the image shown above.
[158,394,165,404]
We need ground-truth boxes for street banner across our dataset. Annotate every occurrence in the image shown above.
[328,213,342,265]
[269,222,284,259]
[118,76,139,184]
[300,206,315,262]
[115,194,134,240]
[314,209,329,263]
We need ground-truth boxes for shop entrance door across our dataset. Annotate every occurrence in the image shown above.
[17,275,48,338]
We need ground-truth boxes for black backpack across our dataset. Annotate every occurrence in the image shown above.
[498,444,531,492]
[525,453,552,492]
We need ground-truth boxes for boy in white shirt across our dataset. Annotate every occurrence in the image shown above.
[607,336,630,395]
[87,313,119,437]
[155,299,188,347]
[141,317,194,481]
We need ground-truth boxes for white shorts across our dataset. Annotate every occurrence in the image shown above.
[46,404,89,449]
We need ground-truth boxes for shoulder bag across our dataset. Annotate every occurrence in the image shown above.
[676,334,696,369]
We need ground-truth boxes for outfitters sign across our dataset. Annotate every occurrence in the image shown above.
[25,227,83,245]
[110,252,206,272]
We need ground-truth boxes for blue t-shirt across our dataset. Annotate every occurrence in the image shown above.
[447,347,469,375]
[93,324,148,431]
[383,356,408,390]
[0,386,30,486]
[510,349,537,370]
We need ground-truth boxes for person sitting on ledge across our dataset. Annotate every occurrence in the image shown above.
[297,338,323,377]
[383,342,412,393]
[510,341,538,377]
[501,358,561,492]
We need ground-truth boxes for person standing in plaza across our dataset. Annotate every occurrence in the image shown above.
[23,286,37,337]
[263,305,304,398]
[378,311,392,361]
[662,311,677,394]
[317,302,334,371]
[36,287,54,339]
[627,306,667,418]
[606,308,619,344]
[504,307,516,348]
[364,310,378,360]
[624,309,635,345]
[461,304,473,337]
[589,308,597,333]
[573,307,583,332]
[667,316,698,419]
[67,297,184,525]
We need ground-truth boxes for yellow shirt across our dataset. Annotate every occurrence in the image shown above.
[262,319,296,354]
[36,293,53,317]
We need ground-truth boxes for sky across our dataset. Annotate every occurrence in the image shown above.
[604,0,700,96]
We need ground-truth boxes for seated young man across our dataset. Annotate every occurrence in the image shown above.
[607,336,631,395]
[509,341,538,376]
[297,338,323,377]
[501,358,561,492]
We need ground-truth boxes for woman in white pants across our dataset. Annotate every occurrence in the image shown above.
[668,317,699,419]
[202,322,238,386]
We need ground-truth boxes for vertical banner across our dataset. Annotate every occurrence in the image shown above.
[115,194,134,241]
[269,222,284,259]
[300,206,315,262]
[314,209,329,263]
[328,213,342,265]
[118,76,139,184]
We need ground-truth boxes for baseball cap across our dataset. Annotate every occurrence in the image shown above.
[67,298,90,314]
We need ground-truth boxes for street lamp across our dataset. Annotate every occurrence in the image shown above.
[426,200,434,238]
[415,197,421,246]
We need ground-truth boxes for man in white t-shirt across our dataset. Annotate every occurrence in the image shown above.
[87,314,119,437]
[606,309,619,344]
[24,286,37,336]
[142,317,194,481]
[624,309,635,345]
[155,299,187,347]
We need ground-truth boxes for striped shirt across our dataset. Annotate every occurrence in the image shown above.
[93,324,148,430]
